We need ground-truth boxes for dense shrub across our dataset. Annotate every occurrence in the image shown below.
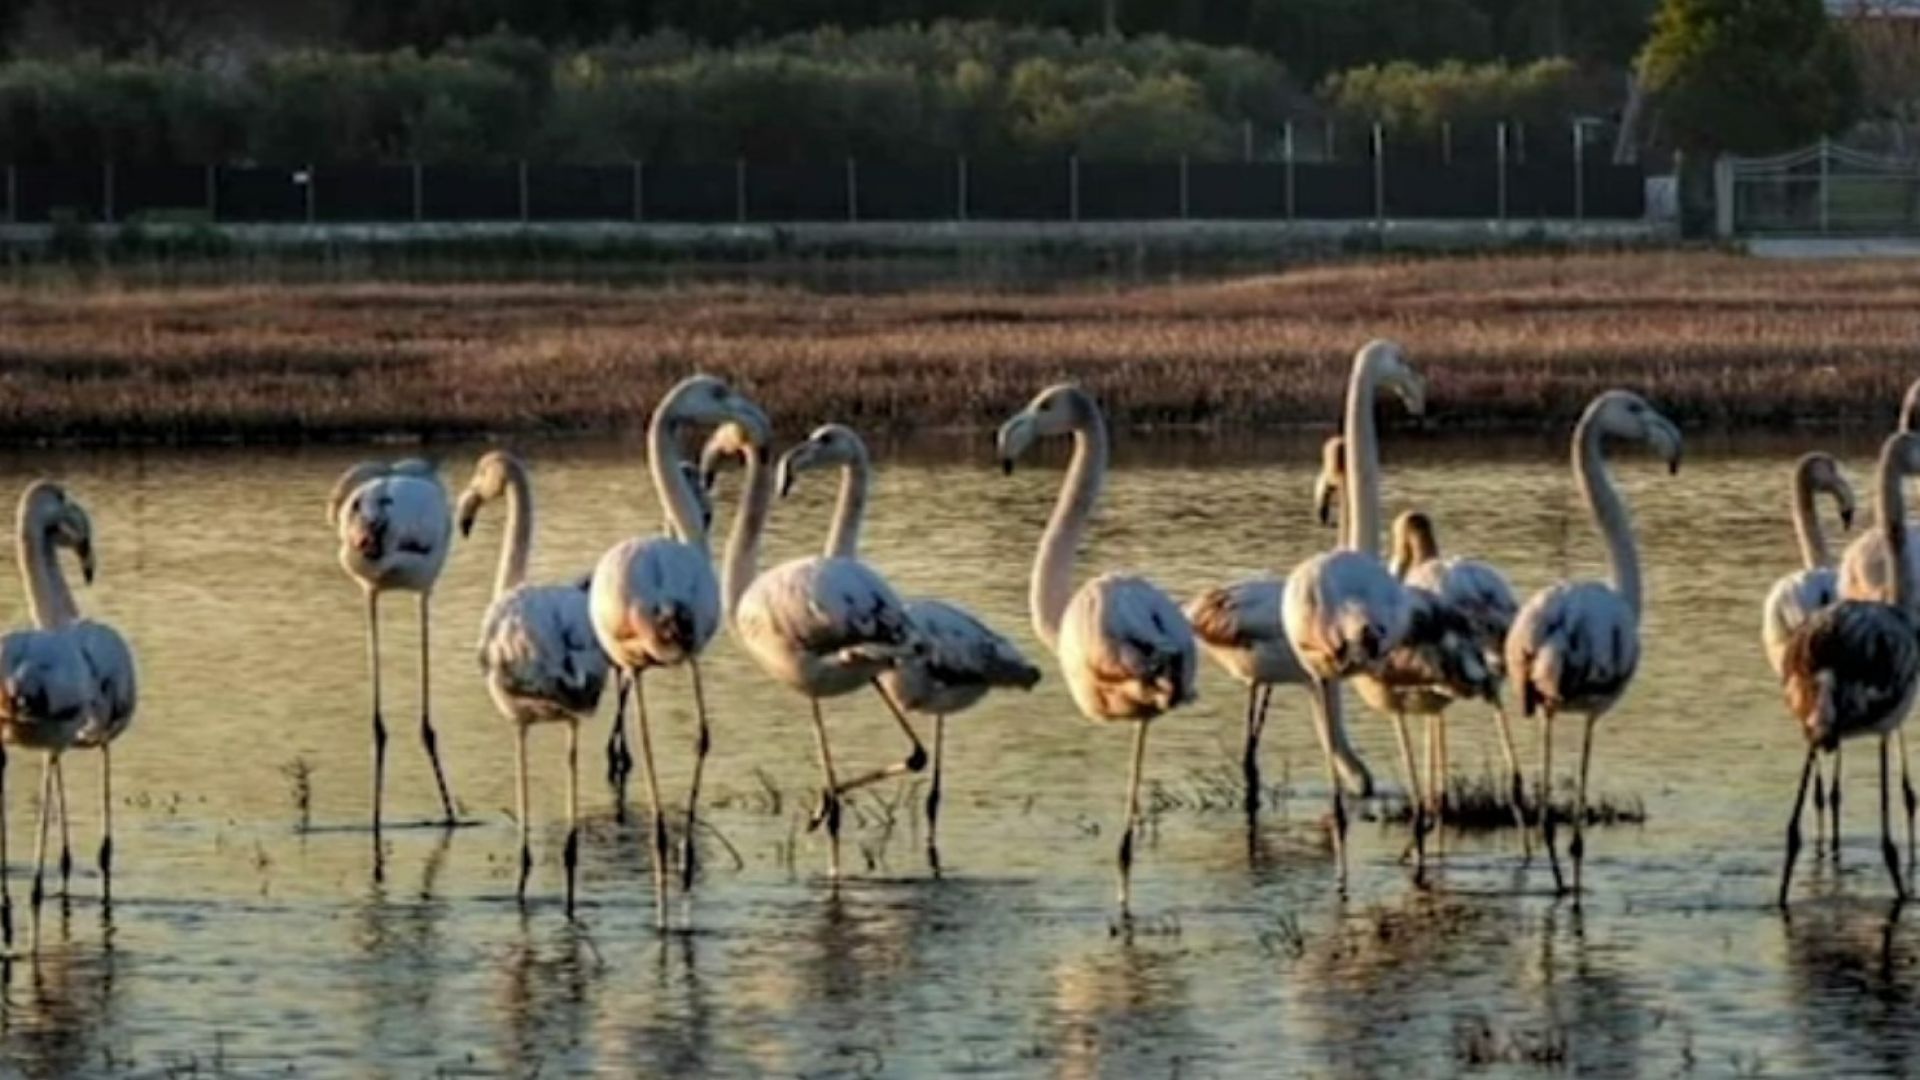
[1321,58,1604,138]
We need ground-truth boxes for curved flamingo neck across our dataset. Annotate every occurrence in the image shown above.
[722,447,773,627]
[1790,461,1831,570]
[823,447,871,561]
[1882,444,1917,612]
[1902,381,1920,435]
[16,512,77,629]
[648,388,710,551]
[1574,413,1642,620]
[1032,393,1106,652]
[491,462,534,600]
[1343,358,1387,558]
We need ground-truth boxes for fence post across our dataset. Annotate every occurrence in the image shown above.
[1496,121,1508,224]
[205,163,217,222]
[1819,136,1831,234]
[5,164,14,224]
[1178,154,1189,219]
[957,156,968,221]
[518,160,529,224]
[1284,121,1295,221]
[1372,122,1385,234]
[735,158,746,224]
[304,164,316,224]
[1573,121,1585,222]
[1243,120,1253,163]
[1713,153,1735,239]
[1325,118,1336,161]
[103,162,114,224]
[1069,155,1080,222]
[1442,121,1452,166]
[633,160,645,222]
[846,157,858,223]
[411,161,423,223]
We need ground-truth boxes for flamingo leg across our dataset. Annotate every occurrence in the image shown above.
[1307,678,1347,884]
[1778,743,1818,909]
[1812,759,1828,857]
[1900,729,1916,881]
[564,720,580,919]
[514,722,531,904]
[98,745,112,905]
[1,742,11,949]
[1539,713,1564,894]
[1241,683,1268,817]
[30,753,53,926]
[633,673,669,927]
[1571,713,1597,899]
[679,658,710,893]
[1435,712,1450,832]
[53,755,70,897]
[606,670,632,823]
[368,590,386,880]
[926,715,945,877]
[808,698,843,881]
[1391,711,1426,870]
[417,593,458,825]
[1117,718,1150,915]
[1883,734,1907,901]
[1491,702,1531,856]
[1832,745,1845,862]
[830,682,927,796]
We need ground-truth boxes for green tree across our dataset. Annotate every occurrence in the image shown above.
[1638,0,1860,155]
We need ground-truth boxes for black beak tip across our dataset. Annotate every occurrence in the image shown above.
[1669,459,1680,476]
[1843,509,1856,529]
[1000,458,1014,477]
[757,446,771,466]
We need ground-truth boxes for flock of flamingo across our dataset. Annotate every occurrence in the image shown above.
[2,341,1920,946]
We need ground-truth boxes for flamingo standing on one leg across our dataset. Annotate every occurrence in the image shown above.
[1779,431,1920,907]
[328,458,460,873]
[0,626,90,949]
[1760,453,1855,855]
[15,482,137,905]
[776,423,1042,874]
[701,422,929,883]
[997,385,1196,913]
[1281,340,1424,881]
[588,374,770,924]
[458,452,611,917]
[1185,434,1374,823]
[1506,390,1681,897]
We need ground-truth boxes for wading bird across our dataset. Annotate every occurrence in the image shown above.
[327,457,460,868]
[1506,390,1681,897]
[1185,434,1373,823]
[458,452,610,917]
[777,423,1041,873]
[703,423,928,883]
[15,483,137,905]
[1779,431,1920,907]
[1280,340,1424,879]
[587,374,769,921]
[998,385,1196,913]
[0,626,89,949]
[1760,453,1854,853]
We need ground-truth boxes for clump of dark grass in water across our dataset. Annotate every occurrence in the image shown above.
[1370,770,1647,831]
[1454,1012,1569,1067]
[279,757,314,832]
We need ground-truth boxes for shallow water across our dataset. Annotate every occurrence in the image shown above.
[0,430,1912,1077]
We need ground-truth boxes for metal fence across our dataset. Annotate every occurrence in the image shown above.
[4,137,1646,226]
[1719,139,1920,235]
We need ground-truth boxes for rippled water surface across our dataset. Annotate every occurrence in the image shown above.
[0,430,1914,1077]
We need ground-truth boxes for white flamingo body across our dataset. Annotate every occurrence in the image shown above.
[0,631,91,753]
[998,383,1195,911]
[1283,550,1413,682]
[587,374,770,920]
[1404,557,1518,664]
[1779,433,1920,906]
[1765,569,1840,678]
[735,554,918,699]
[1505,389,1681,895]
[68,621,135,749]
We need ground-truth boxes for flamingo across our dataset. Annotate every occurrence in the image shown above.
[701,422,928,883]
[1778,431,1920,906]
[457,451,611,917]
[1506,390,1681,896]
[1280,339,1424,878]
[1837,377,1920,865]
[1185,434,1374,823]
[1760,453,1855,854]
[0,626,90,949]
[15,482,137,905]
[776,423,1042,873]
[587,374,769,921]
[327,457,460,870]
[997,384,1196,912]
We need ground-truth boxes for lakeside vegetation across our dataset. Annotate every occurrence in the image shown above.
[0,251,1915,445]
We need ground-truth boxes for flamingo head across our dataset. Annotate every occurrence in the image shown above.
[998,383,1093,475]
[1587,391,1683,475]
[1313,434,1344,528]
[777,423,868,499]
[456,450,524,538]
[20,480,95,585]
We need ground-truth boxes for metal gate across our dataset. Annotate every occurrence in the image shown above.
[1719,139,1920,235]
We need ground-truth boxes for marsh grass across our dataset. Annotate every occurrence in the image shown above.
[2,251,1918,444]
[1371,771,1648,831]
